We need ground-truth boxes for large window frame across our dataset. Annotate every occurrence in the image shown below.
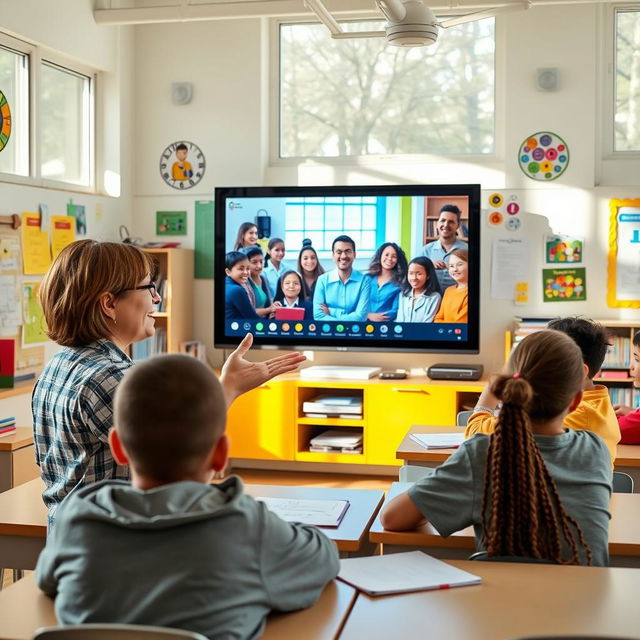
[270,12,504,167]
[598,4,640,185]
[0,31,97,193]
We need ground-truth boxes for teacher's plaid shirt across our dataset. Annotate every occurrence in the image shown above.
[32,340,133,527]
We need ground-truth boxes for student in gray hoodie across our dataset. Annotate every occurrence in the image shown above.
[36,354,340,640]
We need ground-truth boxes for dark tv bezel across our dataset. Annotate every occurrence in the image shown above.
[214,184,480,354]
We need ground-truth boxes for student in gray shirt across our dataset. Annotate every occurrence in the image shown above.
[381,329,611,566]
[36,354,339,640]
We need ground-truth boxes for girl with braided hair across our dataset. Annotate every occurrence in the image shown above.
[381,329,611,565]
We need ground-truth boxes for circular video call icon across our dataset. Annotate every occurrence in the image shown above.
[380,325,388,334]
[268,322,277,331]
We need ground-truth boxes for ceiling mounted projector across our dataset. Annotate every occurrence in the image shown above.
[304,0,531,47]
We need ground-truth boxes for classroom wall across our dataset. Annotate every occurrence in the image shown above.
[129,3,640,375]
[0,0,135,421]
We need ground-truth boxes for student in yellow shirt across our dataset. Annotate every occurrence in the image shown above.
[465,317,620,466]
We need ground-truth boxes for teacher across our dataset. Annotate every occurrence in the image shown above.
[33,240,304,525]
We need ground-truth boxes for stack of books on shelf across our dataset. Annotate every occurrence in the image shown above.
[602,335,631,369]
[609,387,634,406]
[0,417,16,437]
[131,328,167,361]
[155,269,167,312]
[309,429,363,454]
[513,317,554,344]
[302,395,363,419]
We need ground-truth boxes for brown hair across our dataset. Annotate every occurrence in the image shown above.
[114,354,226,482]
[449,248,468,263]
[482,329,592,565]
[39,240,156,347]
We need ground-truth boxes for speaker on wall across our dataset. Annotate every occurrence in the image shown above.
[256,209,271,239]
[536,68,559,92]
[171,82,193,105]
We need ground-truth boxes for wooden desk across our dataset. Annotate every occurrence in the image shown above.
[0,479,384,571]
[0,478,46,571]
[398,426,640,493]
[0,574,356,640]
[0,428,38,493]
[370,482,640,567]
[340,560,640,640]
[244,484,384,554]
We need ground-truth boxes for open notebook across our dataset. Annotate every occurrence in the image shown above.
[338,551,481,596]
[256,496,350,528]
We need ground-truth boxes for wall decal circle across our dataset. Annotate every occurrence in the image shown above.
[0,90,12,152]
[159,140,205,190]
[518,132,569,181]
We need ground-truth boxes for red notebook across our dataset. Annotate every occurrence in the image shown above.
[275,307,305,321]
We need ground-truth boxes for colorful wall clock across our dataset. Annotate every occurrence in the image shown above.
[0,90,12,152]
[159,140,205,190]
[518,132,569,181]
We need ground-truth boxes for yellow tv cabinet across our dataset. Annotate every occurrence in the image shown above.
[226,374,483,469]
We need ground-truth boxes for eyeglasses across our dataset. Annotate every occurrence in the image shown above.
[117,282,158,298]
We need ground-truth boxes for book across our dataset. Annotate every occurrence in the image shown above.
[256,496,349,527]
[310,430,363,448]
[303,395,363,414]
[410,433,465,449]
[338,551,482,596]
[304,413,362,420]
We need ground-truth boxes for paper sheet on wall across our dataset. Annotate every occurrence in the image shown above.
[491,237,531,300]
[0,236,20,273]
[22,281,48,346]
[51,215,76,259]
[21,212,52,274]
[616,208,640,301]
[0,275,21,336]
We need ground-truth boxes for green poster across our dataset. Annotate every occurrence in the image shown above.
[195,200,214,279]
[156,211,187,236]
[22,282,48,345]
[542,268,586,302]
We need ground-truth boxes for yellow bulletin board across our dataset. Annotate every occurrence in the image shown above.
[607,198,640,308]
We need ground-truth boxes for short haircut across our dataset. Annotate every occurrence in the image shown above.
[332,235,356,252]
[440,204,461,224]
[633,331,640,348]
[114,354,226,482]
[242,245,263,260]
[547,317,609,379]
[225,251,248,270]
[176,143,188,152]
[39,240,155,347]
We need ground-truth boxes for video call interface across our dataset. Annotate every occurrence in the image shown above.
[222,192,473,345]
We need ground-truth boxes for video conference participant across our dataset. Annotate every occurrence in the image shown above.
[422,204,467,290]
[225,251,260,320]
[313,235,371,322]
[366,242,407,322]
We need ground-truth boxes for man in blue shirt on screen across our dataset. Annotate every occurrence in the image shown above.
[422,204,468,290]
[313,235,371,322]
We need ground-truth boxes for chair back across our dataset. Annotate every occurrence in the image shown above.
[33,624,209,640]
[612,471,634,493]
[468,551,554,564]
[456,410,473,426]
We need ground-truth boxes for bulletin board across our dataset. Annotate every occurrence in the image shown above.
[0,222,45,383]
[607,198,640,308]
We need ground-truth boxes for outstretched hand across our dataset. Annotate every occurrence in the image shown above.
[220,333,306,407]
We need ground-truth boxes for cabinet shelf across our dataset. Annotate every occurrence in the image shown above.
[297,417,364,427]
[295,450,367,464]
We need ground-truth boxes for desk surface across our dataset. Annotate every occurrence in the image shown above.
[340,560,640,640]
[0,574,356,640]
[370,482,640,557]
[0,479,384,552]
[244,483,384,552]
[397,425,640,469]
[0,427,33,451]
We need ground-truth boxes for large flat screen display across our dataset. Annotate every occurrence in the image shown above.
[215,184,480,353]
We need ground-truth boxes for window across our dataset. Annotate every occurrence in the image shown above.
[279,18,495,159]
[0,31,95,189]
[284,196,383,257]
[614,8,640,151]
[40,62,93,185]
[0,40,29,176]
